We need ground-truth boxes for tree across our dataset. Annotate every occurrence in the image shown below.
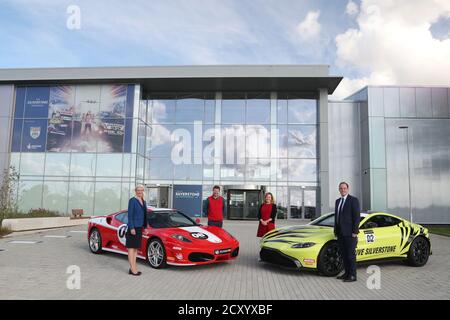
[0,165,20,225]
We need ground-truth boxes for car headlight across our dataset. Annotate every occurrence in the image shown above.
[291,242,316,248]
[171,234,192,243]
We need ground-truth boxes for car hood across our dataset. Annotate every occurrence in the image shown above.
[261,224,334,246]
[156,225,236,245]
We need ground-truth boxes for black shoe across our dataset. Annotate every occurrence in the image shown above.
[337,274,348,280]
[343,276,357,282]
[129,269,142,276]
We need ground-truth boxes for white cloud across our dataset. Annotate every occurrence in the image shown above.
[346,1,359,16]
[332,0,450,99]
[296,10,321,41]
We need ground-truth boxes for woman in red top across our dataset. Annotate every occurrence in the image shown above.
[257,192,277,237]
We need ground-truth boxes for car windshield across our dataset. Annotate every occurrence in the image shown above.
[147,210,198,228]
[309,213,366,227]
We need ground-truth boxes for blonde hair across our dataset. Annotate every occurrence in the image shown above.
[264,192,275,204]
[135,184,145,200]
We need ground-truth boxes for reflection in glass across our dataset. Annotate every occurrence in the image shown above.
[220,164,245,180]
[289,188,303,218]
[222,95,245,124]
[288,99,317,124]
[43,180,69,215]
[288,125,317,158]
[176,95,205,123]
[94,182,122,215]
[152,99,176,123]
[44,153,70,176]
[96,154,123,177]
[275,187,288,219]
[68,181,95,216]
[246,125,270,159]
[174,164,203,180]
[18,180,43,213]
[246,159,270,180]
[149,158,173,180]
[288,159,317,181]
[246,94,270,124]
[149,124,174,157]
[20,153,45,175]
[70,153,96,176]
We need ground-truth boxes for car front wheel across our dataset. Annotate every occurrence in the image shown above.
[317,241,343,276]
[147,238,167,269]
[407,236,430,267]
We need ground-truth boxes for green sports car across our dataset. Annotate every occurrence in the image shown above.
[259,212,432,276]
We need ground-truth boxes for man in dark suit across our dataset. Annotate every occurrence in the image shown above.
[334,182,360,282]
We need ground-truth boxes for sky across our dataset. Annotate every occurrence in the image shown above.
[0,0,449,99]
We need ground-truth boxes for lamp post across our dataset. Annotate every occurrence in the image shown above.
[398,126,413,223]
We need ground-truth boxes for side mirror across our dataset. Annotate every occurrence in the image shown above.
[106,216,112,225]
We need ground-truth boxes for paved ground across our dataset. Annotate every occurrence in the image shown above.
[0,220,449,300]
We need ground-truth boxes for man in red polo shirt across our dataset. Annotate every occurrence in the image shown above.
[203,185,226,228]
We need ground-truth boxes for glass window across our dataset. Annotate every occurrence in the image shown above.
[275,187,288,219]
[149,124,174,157]
[246,93,270,124]
[204,98,215,124]
[96,154,123,177]
[152,99,176,123]
[120,183,132,210]
[44,153,70,176]
[137,122,146,156]
[246,125,270,159]
[246,159,270,181]
[149,158,173,180]
[220,164,245,180]
[222,125,245,164]
[276,159,288,181]
[289,188,303,218]
[146,100,153,124]
[222,93,245,124]
[288,159,317,182]
[94,181,122,215]
[42,180,69,215]
[68,180,95,216]
[288,125,317,158]
[70,153,96,176]
[122,153,131,177]
[288,99,317,124]
[18,180,43,213]
[176,95,205,123]
[277,125,288,158]
[20,153,45,176]
[277,99,288,124]
[174,164,203,180]
[139,100,147,122]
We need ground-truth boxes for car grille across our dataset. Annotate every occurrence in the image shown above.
[188,252,215,262]
[260,248,299,269]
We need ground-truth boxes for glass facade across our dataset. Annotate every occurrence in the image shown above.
[5,86,319,219]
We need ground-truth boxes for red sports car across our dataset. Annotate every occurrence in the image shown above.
[87,207,239,268]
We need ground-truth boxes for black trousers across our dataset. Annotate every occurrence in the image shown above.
[338,235,357,277]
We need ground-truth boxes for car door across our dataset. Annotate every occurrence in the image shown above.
[111,212,129,253]
[357,214,402,261]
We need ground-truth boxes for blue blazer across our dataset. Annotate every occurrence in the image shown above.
[127,197,147,230]
[334,194,360,237]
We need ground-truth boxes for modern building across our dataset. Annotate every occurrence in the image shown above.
[0,65,448,224]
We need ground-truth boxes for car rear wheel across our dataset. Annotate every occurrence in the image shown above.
[147,238,167,269]
[89,228,102,254]
[407,236,430,267]
[318,241,343,277]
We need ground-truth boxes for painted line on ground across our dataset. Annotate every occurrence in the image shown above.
[69,230,87,234]
[7,240,42,244]
[43,235,71,238]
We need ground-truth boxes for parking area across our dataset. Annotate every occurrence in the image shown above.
[0,220,449,300]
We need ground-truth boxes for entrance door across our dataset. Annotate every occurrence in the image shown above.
[289,187,317,219]
[227,189,261,220]
[146,186,171,208]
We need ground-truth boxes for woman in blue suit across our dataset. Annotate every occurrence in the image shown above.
[126,184,147,276]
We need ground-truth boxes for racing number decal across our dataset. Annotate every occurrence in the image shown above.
[190,232,208,240]
[364,231,375,244]
[118,224,128,245]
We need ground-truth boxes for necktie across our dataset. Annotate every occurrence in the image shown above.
[338,197,345,221]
